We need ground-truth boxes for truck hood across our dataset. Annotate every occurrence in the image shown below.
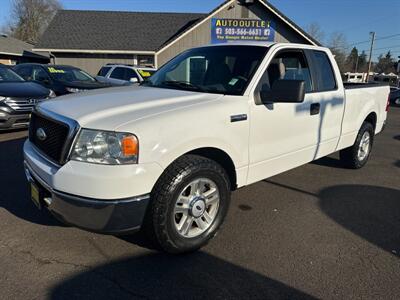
[39,85,223,130]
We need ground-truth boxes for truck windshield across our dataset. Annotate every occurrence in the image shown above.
[0,66,24,82]
[143,45,269,95]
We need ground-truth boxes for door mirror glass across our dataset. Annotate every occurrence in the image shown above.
[260,79,305,104]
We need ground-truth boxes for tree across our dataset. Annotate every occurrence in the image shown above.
[6,0,62,44]
[374,51,396,74]
[305,22,325,44]
[357,50,368,73]
[345,47,359,72]
[327,32,348,72]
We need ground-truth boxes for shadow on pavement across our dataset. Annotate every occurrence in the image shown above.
[319,184,400,257]
[311,156,344,169]
[266,181,400,258]
[49,251,315,300]
[0,137,60,226]
[394,135,400,141]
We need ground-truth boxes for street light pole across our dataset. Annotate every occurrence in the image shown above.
[365,31,375,83]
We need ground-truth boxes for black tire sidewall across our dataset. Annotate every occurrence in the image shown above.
[152,156,231,253]
[353,122,374,167]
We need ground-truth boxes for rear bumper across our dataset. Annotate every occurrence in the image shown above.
[24,160,150,234]
[0,111,30,130]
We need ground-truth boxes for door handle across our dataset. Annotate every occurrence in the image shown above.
[310,103,320,115]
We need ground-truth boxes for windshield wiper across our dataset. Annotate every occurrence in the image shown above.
[161,80,204,92]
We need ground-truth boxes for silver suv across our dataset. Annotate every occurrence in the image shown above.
[96,64,156,86]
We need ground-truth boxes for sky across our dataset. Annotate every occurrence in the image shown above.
[1,0,399,60]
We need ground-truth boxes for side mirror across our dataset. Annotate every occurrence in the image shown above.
[260,80,305,104]
[130,77,139,83]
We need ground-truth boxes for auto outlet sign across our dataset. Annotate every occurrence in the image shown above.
[211,18,275,44]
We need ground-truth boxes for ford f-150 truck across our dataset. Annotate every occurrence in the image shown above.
[23,43,389,254]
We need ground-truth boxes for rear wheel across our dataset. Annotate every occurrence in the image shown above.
[340,121,374,169]
[145,155,231,254]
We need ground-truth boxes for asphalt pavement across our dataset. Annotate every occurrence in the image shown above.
[0,107,399,299]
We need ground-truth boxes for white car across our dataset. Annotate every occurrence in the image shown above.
[96,64,156,85]
[24,42,389,254]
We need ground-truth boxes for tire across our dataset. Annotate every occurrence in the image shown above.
[144,154,231,254]
[340,121,374,169]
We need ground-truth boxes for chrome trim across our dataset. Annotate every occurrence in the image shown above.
[24,160,54,193]
[32,106,80,165]
[4,97,45,112]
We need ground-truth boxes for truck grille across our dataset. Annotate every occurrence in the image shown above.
[5,97,44,112]
[29,112,71,164]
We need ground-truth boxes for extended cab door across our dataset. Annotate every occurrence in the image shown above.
[247,47,327,184]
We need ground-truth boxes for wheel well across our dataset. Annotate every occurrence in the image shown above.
[364,112,377,130]
[186,147,237,190]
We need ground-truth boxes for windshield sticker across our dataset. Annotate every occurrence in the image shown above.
[229,78,239,86]
[138,69,151,77]
[48,67,65,73]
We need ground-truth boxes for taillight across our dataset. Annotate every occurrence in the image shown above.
[386,94,390,112]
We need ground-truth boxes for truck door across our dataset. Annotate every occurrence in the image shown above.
[247,48,322,184]
[307,50,345,157]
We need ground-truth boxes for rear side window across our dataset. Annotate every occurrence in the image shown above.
[125,68,139,81]
[97,67,111,77]
[312,51,337,91]
[15,66,33,80]
[110,67,126,80]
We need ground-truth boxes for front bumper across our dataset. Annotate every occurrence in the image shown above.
[24,160,150,233]
[0,111,30,130]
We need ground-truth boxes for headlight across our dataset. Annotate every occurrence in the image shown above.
[48,89,56,98]
[70,129,138,165]
[66,87,84,93]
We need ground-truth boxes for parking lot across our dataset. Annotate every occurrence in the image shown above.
[0,107,398,299]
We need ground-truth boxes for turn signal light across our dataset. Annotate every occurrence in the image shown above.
[121,135,138,156]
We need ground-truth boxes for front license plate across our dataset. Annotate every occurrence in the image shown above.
[30,182,41,209]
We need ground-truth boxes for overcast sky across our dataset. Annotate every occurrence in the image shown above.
[1,0,399,59]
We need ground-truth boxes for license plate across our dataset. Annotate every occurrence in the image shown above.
[30,182,41,209]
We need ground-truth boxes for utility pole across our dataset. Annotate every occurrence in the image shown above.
[365,31,375,83]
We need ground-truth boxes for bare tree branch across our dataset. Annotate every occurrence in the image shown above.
[7,0,62,44]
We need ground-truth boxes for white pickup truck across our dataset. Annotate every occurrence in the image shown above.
[24,42,389,253]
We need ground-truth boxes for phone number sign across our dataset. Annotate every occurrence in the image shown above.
[211,18,275,44]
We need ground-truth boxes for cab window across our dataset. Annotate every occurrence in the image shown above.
[97,66,111,77]
[266,50,313,92]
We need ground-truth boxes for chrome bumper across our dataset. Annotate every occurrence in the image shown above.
[24,160,150,234]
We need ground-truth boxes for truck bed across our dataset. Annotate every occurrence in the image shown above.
[343,82,389,89]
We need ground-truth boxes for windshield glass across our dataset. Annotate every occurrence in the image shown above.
[0,66,24,82]
[143,45,268,95]
[137,69,156,79]
[47,66,96,83]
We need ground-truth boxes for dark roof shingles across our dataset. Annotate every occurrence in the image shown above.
[35,10,206,51]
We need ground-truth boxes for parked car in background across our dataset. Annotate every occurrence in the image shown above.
[13,64,112,96]
[0,65,54,130]
[96,64,157,86]
[389,87,400,106]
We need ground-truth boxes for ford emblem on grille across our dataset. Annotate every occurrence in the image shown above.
[36,128,47,141]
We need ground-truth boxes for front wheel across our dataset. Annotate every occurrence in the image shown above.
[340,121,374,169]
[145,155,231,254]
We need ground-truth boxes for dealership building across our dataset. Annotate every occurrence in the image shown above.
[34,0,319,75]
